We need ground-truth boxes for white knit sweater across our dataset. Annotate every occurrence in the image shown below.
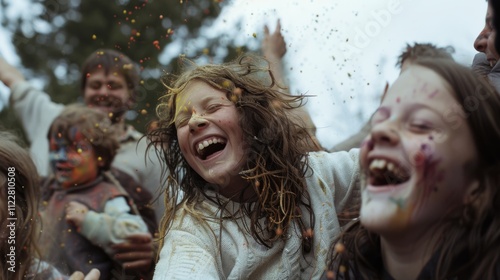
[153,149,360,279]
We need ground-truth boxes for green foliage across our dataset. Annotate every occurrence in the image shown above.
[1,0,226,138]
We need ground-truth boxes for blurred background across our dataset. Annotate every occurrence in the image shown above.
[0,0,486,150]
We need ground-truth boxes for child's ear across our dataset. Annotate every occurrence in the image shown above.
[463,179,481,205]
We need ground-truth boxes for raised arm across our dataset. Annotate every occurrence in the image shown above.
[262,20,323,151]
[0,57,64,176]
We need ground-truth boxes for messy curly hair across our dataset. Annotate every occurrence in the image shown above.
[326,58,500,279]
[149,54,316,254]
[47,104,119,171]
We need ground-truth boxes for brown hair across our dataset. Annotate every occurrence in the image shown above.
[327,58,500,279]
[0,132,40,279]
[149,54,316,254]
[396,43,454,69]
[80,49,140,102]
[48,104,119,171]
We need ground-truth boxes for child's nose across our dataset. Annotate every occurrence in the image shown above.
[53,148,69,161]
[188,114,208,133]
[370,121,400,146]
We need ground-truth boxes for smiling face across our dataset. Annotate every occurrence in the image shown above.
[48,127,101,189]
[83,69,131,122]
[487,29,500,67]
[359,65,479,236]
[174,80,248,196]
[474,1,500,67]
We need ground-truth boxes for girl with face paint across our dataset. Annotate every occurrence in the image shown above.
[148,54,361,279]
[40,105,149,279]
[325,59,500,279]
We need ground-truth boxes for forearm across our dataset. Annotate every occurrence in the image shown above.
[79,197,149,254]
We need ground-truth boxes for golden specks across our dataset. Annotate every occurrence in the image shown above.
[334,243,345,253]
[221,80,231,89]
[252,33,257,38]
[339,265,346,273]
[77,148,83,154]
[92,34,97,40]
[97,157,102,161]
[303,228,313,238]
[123,64,133,70]
[140,109,147,115]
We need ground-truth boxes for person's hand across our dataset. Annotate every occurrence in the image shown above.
[69,268,100,280]
[0,57,25,88]
[65,201,89,228]
[262,19,286,60]
[112,233,154,272]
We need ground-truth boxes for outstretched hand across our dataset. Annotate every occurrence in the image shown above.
[0,57,25,88]
[69,268,100,280]
[112,232,154,272]
[262,19,286,59]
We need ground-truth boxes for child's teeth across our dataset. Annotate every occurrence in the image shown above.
[203,140,209,147]
[209,139,213,144]
[387,162,394,171]
[198,143,204,150]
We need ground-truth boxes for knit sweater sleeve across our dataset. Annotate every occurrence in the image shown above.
[79,196,149,255]
[153,211,222,280]
[307,149,361,213]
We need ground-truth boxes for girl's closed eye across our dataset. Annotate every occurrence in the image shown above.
[408,121,433,133]
[175,116,190,128]
[205,103,223,113]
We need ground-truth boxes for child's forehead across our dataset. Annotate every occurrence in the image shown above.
[386,66,450,102]
[50,126,89,143]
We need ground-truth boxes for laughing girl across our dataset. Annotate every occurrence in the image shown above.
[325,58,500,279]
[149,55,360,279]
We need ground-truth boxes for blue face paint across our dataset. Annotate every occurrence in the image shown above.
[49,145,69,177]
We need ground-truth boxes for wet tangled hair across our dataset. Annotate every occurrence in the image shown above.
[148,54,316,254]
[48,104,119,171]
[326,58,500,279]
[0,132,40,280]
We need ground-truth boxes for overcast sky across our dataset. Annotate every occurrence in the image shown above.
[0,0,487,149]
